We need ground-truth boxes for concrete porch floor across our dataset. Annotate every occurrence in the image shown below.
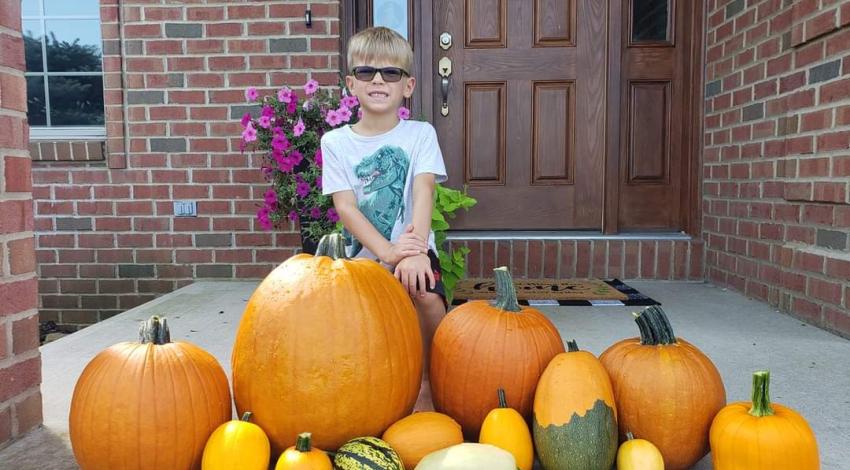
[1,281,848,469]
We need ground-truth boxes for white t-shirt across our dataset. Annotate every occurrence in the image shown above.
[321,119,448,260]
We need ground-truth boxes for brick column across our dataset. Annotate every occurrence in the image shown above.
[0,0,42,448]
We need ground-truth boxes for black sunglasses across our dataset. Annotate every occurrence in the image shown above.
[350,66,409,83]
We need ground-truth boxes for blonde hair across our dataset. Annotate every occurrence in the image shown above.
[347,27,413,73]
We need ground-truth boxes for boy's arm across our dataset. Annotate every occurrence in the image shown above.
[332,191,425,265]
[410,173,436,242]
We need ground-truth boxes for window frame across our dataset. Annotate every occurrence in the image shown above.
[21,0,106,140]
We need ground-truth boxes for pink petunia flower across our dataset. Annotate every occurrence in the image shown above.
[288,210,298,222]
[398,106,411,120]
[277,87,292,103]
[240,112,252,127]
[357,109,364,120]
[342,95,359,109]
[296,181,311,198]
[258,115,272,129]
[325,110,342,127]
[286,99,297,115]
[242,123,257,142]
[327,208,339,223]
[245,87,259,102]
[337,105,352,123]
[264,189,277,206]
[257,206,273,230]
[310,207,322,219]
[304,79,319,95]
[314,149,323,168]
[293,119,305,137]
[290,150,303,166]
[261,105,275,118]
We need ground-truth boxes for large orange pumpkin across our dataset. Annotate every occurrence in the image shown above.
[231,233,422,452]
[600,306,726,470]
[430,266,565,439]
[710,370,819,469]
[70,316,232,470]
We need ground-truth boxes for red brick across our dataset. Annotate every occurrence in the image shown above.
[9,237,35,275]
[0,277,36,316]
[808,277,843,305]
[0,116,26,150]
[824,307,850,336]
[575,241,591,278]
[803,204,833,225]
[0,72,27,113]
[14,390,43,435]
[11,314,39,355]
[0,357,41,402]
[206,23,243,36]
[188,7,225,21]
[805,9,838,41]
[0,404,11,444]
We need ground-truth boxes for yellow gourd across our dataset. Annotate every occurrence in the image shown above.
[617,432,665,470]
[479,388,534,470]
[275,432,333,470]
[202,412,271,470]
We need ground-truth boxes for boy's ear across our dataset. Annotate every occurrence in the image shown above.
[344,75,356,92]
[403,76,416,98]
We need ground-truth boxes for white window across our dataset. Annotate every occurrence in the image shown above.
[22,0,106,139]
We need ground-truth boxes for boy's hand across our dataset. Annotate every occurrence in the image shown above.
[394,253,435,298]
[380,225,429,265]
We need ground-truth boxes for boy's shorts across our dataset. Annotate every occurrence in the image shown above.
[414,250,447,308]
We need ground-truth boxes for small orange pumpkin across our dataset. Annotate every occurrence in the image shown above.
[70,316,232,470]
[710,370,819,470]
[382,411,464,468]
[430,266,565,439]
[202,412,271,470]
[600,306,725,470]
[275,432,333,470]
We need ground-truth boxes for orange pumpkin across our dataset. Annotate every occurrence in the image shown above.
[430,266,565,439]
[600,306,726,470]
[275,432,333,470]
[382,412,464,468]
[70,316,232,470]
[231,233,422,452]
[710,370,819,470]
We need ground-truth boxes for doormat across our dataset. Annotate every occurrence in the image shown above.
[451,278,660,307]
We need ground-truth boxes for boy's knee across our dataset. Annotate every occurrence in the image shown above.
[415,292,444,307]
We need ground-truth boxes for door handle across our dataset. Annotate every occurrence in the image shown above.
[438,57,452,116]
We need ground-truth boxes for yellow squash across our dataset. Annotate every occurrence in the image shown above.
[479,388,534,470]
[617,432,664,470]
[202,412,270,470]
[275,432,333,470]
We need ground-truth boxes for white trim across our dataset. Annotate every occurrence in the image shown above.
[30,126,106,140]
[446,231,693,241]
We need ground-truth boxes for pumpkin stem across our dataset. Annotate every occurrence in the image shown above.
[626,431,635,441]
[491,267,521,312]
[295,432,313,452]
[241,412,253,422]
[749,370,775,417]
[316,233,348,260]
[566,339,579,352]
[497,388,508,408]
[139,316,170,345]
[635,306,677,345]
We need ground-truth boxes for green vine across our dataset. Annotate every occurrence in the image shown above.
[433,184,477,304]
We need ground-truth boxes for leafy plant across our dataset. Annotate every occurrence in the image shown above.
[432,184,477,304]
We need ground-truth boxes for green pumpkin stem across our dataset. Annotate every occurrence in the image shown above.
[566,340,579,352]
[492,267,521,312]
[749,370,775,417]
[497,388,508,408]
[316,233,348,260]
[241,412,253,422]
[295,432,314,452]
[625,431,635,441]
[635,306,677,345]
[139,316,170,345]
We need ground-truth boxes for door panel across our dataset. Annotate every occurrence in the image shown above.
[434,0,606,230]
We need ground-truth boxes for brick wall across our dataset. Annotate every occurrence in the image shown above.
[32,1,340,329]
[0,0,42,448]
[704,0,850,336]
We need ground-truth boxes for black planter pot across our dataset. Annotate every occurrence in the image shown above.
[298,215,319,254]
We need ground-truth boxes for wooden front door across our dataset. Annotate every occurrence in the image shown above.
[433,0,607,230]
[430,0,699,233]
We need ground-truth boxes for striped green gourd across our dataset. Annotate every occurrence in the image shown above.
[333,436,404,470]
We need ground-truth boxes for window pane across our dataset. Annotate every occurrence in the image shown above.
[632,0,668,42]
[22,0,40,17]
[26,76,47,126]
[22,20,44,72]
[45,19,102,72]
[48,76,104,126]
[374,0,408,40]
[44,0,100,17]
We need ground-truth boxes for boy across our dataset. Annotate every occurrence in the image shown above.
[320,27,448,411]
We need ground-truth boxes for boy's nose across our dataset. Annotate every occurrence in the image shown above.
[371,72,386,84]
